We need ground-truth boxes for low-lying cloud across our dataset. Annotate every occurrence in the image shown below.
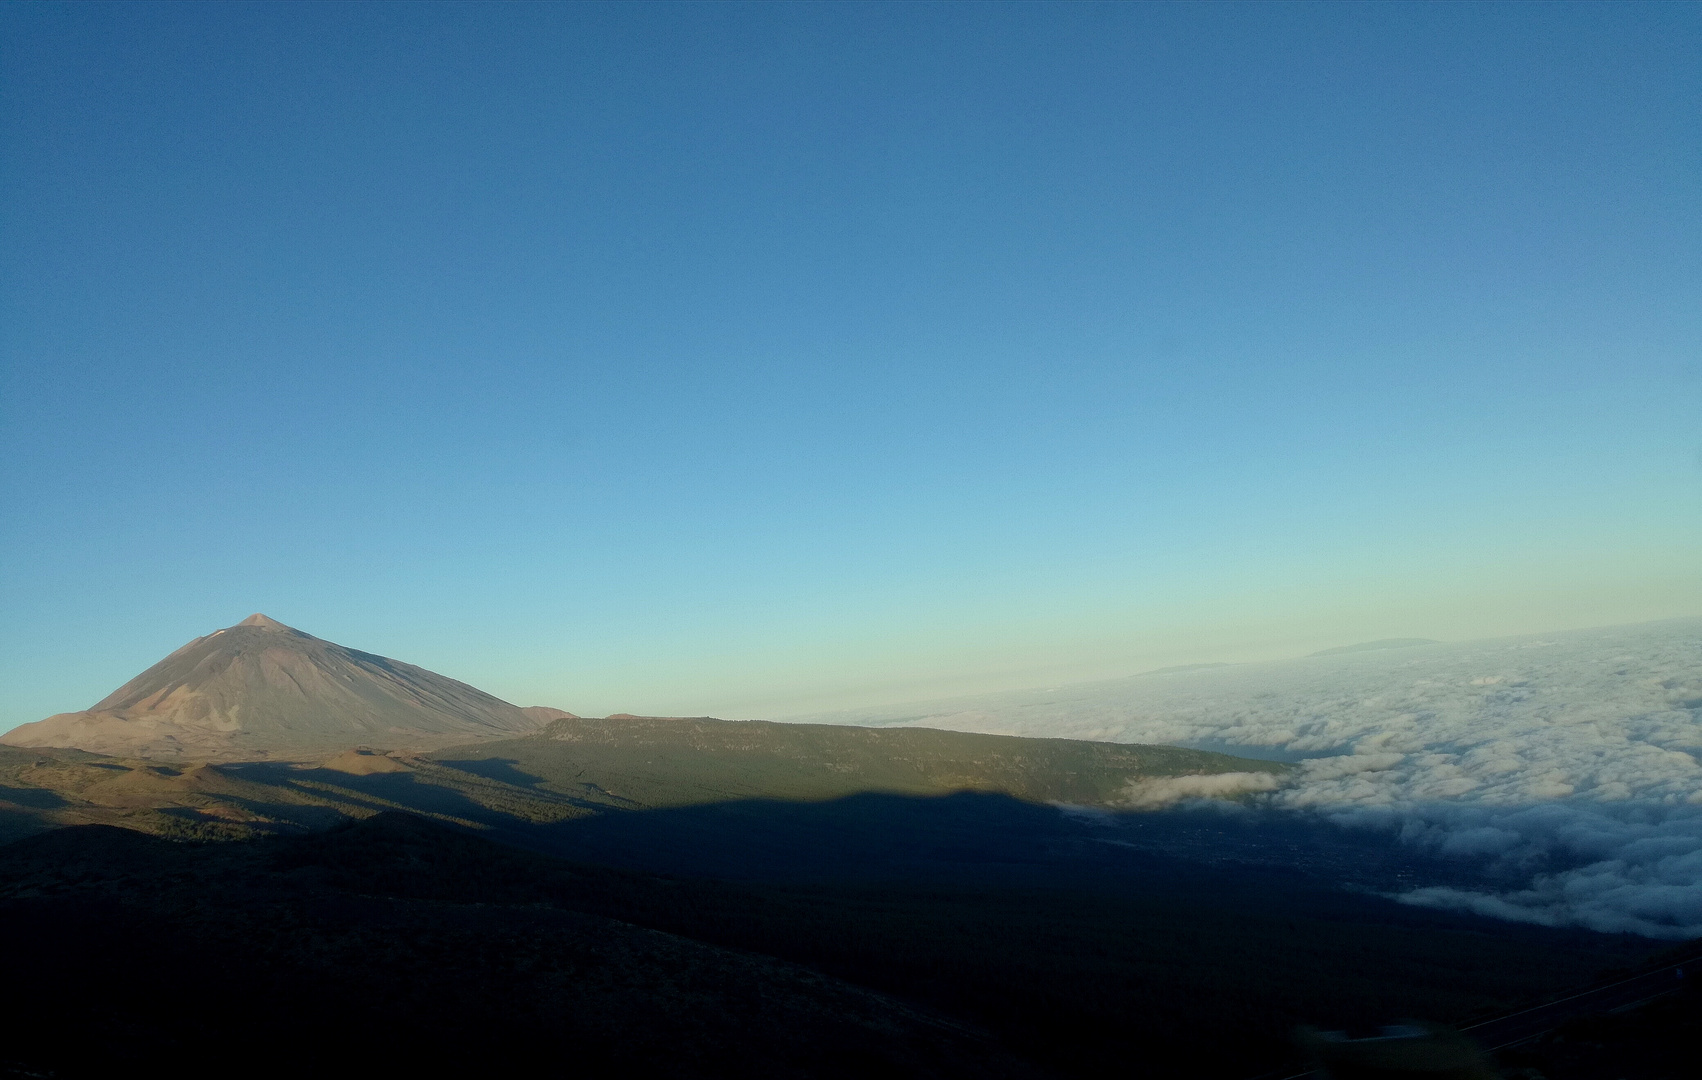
[801,618,1702,937]
[1385,803,1702,937]
[1120,770,1283,809]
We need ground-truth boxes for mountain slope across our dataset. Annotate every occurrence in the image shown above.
[0,811,1656,1080]
[0,615,550,759]
[0,716,1290,847]
[0,814,1036,1080]
[440,714,1289,809]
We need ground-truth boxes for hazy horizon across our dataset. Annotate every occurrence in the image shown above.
[3,609,1696,732]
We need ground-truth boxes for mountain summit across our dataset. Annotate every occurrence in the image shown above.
[1,616,555,760]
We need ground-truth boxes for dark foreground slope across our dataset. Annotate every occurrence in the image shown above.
[1498,966,1702,1080]
[0,815,1031,1080]
[0,810,1661,1079]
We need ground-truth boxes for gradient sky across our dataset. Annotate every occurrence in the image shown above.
[2,1,1698,728]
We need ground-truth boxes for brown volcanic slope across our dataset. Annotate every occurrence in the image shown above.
[0,615,554,760]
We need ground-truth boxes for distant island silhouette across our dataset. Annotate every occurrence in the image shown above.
[1307,638,1441,657]
[1135,662,1237,677]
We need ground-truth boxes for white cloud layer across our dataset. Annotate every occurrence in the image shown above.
[799,618,1702,937]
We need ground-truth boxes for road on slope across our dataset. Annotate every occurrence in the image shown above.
[1462,959,1694,1051]
[1250,954,1698,1079]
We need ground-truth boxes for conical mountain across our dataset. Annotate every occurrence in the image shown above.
[1,615,556,760]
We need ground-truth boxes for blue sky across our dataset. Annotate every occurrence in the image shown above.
[2,1,1698,726]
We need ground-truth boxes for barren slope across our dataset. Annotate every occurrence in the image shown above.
[0,615,550,760]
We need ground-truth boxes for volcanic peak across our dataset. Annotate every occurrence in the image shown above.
[236,613,292,631]
[0,614,557,759]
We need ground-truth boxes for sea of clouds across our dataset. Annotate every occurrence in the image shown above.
[797,618,1702,938]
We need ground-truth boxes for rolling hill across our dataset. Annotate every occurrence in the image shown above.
[0,713,1288,846]
[440,713,1288,809]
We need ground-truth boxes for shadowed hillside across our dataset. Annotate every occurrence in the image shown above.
[0,814,1033,1080]
[0,811,1662,1079]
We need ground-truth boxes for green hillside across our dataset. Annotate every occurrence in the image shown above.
[434,715,1287,809]
[0,718,1286,845]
